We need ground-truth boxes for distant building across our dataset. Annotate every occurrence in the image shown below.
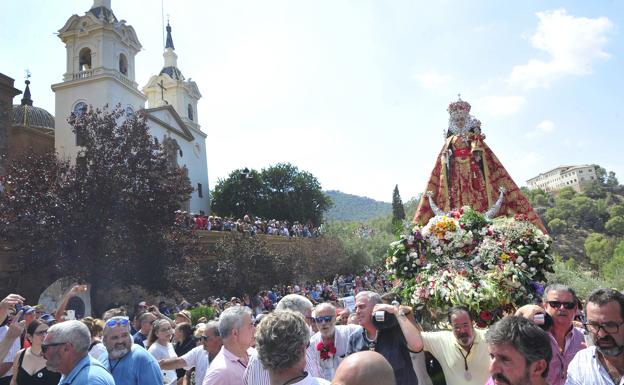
[526,165,597,192]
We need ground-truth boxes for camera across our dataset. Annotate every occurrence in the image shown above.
[371,311,398,330]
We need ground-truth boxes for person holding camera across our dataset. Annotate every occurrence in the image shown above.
[346,291,421,385]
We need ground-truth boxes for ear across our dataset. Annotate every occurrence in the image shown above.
[529,359,548,379]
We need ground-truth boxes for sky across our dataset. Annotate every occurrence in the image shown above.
[2,0,623,202]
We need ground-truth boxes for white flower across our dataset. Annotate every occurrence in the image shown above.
[521,263,527,269]
[404,266,408,271]
[516,256,523,264]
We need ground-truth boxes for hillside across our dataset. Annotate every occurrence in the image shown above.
[324,190,391,222]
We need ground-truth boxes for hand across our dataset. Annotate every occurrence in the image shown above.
[372,303,399,315]
[0,294,25,310]
[7,311,25,339]
[68,285,87,297]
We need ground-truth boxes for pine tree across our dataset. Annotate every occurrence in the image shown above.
[392,184,406,222]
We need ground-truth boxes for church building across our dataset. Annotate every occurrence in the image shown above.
[51,0,209,213]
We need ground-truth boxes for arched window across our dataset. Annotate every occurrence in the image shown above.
[73,102,88,146]
[124,105,134,117]
[187,103,193,121]
[79,48,92,71]
[119,53,128,76]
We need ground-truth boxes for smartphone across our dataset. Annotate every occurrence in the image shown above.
[66,310,76,320]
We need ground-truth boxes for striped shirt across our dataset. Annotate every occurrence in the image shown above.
[243,347,321,385]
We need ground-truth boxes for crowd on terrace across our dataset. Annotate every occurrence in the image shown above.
[175,212,323,238]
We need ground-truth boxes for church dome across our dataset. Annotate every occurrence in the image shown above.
[11,80,55,130]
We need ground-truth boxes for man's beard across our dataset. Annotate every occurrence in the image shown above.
[108,345,130,359]
[492,370,530,385]
[595,335,624,357]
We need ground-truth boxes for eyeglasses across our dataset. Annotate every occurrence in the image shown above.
[105,318,130,328]
[547,301,576,310]
[41,342,67,353]
[33,330,48,337]
[314,316,334,324]
[584,321,624,335]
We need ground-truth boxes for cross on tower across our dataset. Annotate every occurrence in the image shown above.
[25,69,31,80]
[158,79,168,105]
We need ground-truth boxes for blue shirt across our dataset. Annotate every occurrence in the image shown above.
[133,331,147,348]
[101,344,163,385]
[59,355,114,385]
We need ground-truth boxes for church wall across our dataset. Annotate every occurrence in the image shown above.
[148,118,209,214]
[8,126,54,162]
[53,76,146,161]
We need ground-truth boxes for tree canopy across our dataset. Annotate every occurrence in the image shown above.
[0,106,195,310]
[210,163,332,225]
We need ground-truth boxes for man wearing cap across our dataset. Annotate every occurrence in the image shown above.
[100,316,162,385]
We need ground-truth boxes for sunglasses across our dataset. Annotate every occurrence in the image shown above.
[547,301,576,310]
[41,342,67,353]
[34,330,48,337]
[314,316,333,324]
[105,318,130,328]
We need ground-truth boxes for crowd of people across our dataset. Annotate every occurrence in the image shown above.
[175,212,323,238]
[1,282,623,385]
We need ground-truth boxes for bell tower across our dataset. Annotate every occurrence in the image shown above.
[143,22,202,132]
[51,0,146,160]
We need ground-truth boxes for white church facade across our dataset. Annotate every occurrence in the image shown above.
[51,0,209,213]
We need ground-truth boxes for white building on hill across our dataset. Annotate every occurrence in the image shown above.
[526,165,597,192]
[52,0,209,213]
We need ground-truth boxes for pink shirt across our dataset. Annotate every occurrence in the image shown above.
[203,346,256,385]
[547,327,586,385]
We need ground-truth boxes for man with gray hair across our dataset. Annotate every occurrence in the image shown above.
[203,306,256,385]
[42,320,114,384]
[486,316,551,385]
[256,311,329,384]
[309,302,361,380]
[99,316,163,385]
[542,284,585,385]
[244,294,322,385]
[160,320,222,385]
[347,291,421,385]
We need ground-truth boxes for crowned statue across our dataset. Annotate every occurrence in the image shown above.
[413,96,546,233]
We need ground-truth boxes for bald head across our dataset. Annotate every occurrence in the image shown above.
[333,351,396,385]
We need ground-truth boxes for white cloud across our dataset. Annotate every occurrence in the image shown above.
[509,9,613,89]
[474,95,526,117]
[525,119,555,138]
[412,69,453,88]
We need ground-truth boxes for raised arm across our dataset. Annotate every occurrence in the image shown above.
[372,303,425,352]
[55,285,86,321]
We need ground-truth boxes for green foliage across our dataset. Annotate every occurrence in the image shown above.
[392,185,406,223]
[189,306,216,323]
[547,218,567,234]
[610,204,624,218]
[548,256,609,300]
[0,107,196,311]
[323,221,395,267]
[211,163,331,226]
[601,240,624,284]
[324,190,391,222]
[605,216,624,236]
[521,187,553,208]
[584,233,616,266]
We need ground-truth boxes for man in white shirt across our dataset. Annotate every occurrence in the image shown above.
[566,288,624,385]
[159,320,222,385]
[308,303,361,381]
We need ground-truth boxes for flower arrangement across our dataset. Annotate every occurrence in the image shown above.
[316,341,337,361]
[387,206,553,326]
